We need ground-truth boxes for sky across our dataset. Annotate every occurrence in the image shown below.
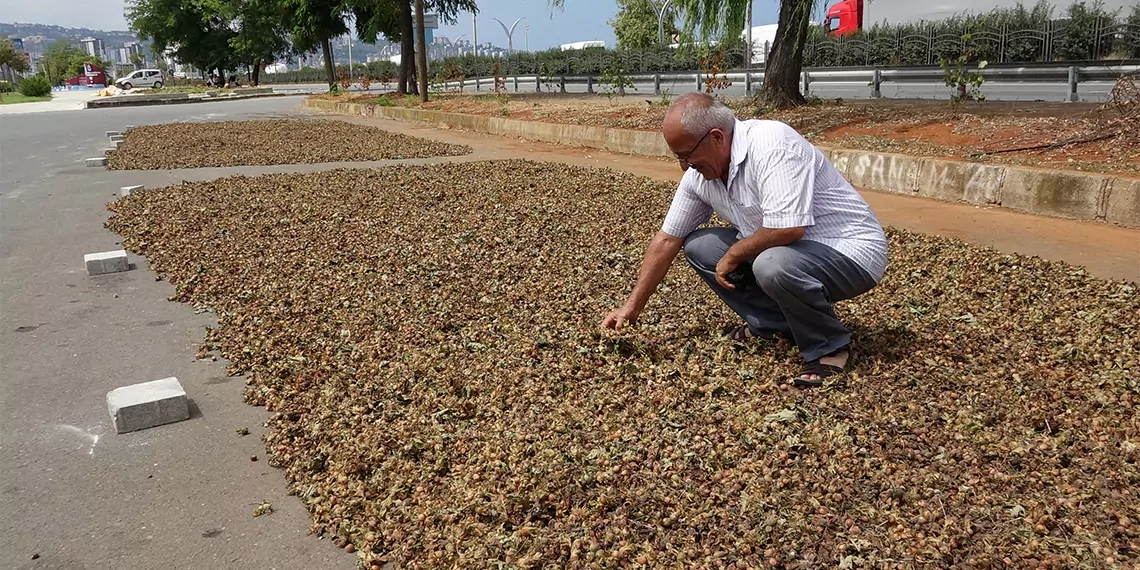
[1,0,1136,51]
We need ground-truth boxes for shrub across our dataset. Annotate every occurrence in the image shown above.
[0,81,12,93]
[19,75,51,97]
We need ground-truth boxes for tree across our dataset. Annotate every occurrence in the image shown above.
[283,0,351,89]
[0,38,30,74]
[754,0,813,108]
[127,0,237,80]
[609,0,678,50]
[670,0,815,108]
[353,0,476,95]
[214,0,293,85]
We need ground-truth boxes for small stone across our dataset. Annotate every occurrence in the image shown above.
[250,455,258,462]
[84,250,129,276]
[120,185,145,197]
[106,377,190,434]
[85,157,107,167]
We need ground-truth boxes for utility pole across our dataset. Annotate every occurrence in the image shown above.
[525,23,529,53]
[415,0,428,101]
[347,34,353,83]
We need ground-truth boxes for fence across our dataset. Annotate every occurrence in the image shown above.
[428,63,1139,103]
[805,17,1140,67]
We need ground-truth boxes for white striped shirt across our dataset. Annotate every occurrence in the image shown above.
[661,119,888,282]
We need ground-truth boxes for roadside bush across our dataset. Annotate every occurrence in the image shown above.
[19,75,51,97]
[0,81,12,93]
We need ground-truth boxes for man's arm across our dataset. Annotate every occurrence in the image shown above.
[714,227,805,289]
[602,231,684,330]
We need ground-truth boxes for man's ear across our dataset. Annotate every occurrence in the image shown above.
[711,129,727,146]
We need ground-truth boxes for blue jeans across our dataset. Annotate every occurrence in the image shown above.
[683,227,878,361]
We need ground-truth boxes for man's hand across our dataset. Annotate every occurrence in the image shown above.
[601,306,640,331]
[715,250,744,290]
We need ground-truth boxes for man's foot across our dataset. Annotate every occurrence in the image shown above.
[792,346,851,388]
[724,323,759,342]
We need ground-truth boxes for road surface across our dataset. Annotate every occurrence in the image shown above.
[0,96,353,570]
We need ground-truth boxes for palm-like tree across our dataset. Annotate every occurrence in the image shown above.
[556,0,815,109]
[679,0,815,108]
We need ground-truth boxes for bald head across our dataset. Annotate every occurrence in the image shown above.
[663,92,737,141]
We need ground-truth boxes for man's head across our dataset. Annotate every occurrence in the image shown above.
[662,93,736,181]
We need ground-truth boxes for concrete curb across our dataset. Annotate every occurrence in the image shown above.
[304,98,1139,228]
[86,92,293,109]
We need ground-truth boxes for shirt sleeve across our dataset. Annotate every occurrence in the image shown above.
[753,144,816,229]
[661,175,713,237]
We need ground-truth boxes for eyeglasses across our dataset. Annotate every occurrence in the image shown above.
[675,130,713,170]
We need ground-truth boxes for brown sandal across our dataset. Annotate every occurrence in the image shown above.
[792,346,854,388]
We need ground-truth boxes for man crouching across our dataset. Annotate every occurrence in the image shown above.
[601,93,888,387]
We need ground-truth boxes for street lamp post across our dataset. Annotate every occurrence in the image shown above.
[472,12,478,57]
[651,0,675,44]
[491,17,527,54]
[525,24,529,53]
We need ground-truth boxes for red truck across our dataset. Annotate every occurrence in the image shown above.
[823,0,863,37]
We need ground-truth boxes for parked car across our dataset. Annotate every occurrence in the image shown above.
[115,69,165,90]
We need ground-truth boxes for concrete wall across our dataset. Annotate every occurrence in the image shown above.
[305,98,1140,228]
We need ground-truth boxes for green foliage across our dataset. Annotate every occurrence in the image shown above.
[433,45,746,79]
[1053,1,1118,61]
[0,81,11,93]
[19,75,52,97]
[939,33,989,103]
[609,0,678,50]
[941,56,988,103]
[127,0,236,75]
[804,0,1134,67]
[599,59,636,100]
[1127,5,1140,58]
[0,38,30,74]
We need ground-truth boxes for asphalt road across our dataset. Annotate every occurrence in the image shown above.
[0,96,355,570]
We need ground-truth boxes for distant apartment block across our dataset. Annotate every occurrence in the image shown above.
[80,37,106,58]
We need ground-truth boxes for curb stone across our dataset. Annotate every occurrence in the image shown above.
[303,98,1140,228]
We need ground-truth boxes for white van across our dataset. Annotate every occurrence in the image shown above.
[115,69,165,90]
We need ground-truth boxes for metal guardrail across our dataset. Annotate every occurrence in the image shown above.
[432,63,1138,102]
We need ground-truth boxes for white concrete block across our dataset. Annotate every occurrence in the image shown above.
[104,148,115,155]
[106,130,121,137]
[85,157,107,167]
[107,377,190,434]
[109,135,124,142]
[120,185,144,197]
[112,141,122,149]
[85,250,129,276]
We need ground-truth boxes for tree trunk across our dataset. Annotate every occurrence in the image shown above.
[397,0,414,95]
[414,0,429,102]
[756,0,812,109]
[252,59,262,86]
[321,35,336,89]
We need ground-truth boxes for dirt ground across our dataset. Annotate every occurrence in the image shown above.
[318,91,1140,177]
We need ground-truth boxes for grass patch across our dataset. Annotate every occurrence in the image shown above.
[0,93,52,105]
